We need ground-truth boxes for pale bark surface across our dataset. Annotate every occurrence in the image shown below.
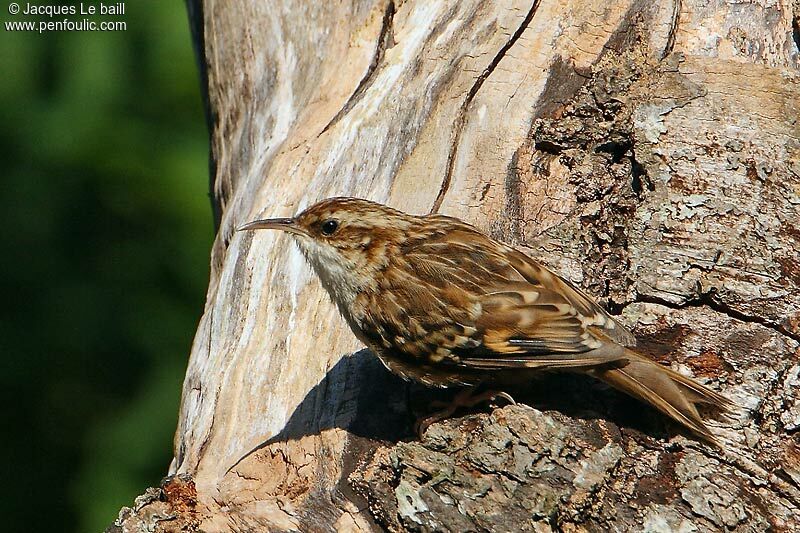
[111,0,800,531]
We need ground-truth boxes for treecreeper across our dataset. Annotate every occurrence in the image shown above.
[239,197,733,442]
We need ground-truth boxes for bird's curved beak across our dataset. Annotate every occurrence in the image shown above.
[237,217,307,236]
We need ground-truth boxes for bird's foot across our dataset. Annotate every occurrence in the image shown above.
[415,388,516,437]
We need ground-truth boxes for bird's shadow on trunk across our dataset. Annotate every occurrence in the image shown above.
[260,349,430,446]
[252,349,674,450]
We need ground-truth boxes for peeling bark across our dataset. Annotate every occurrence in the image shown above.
[112,0,800,531]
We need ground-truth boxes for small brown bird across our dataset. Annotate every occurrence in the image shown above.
[240,197,732,441]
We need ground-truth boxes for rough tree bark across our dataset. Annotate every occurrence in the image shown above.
[111,1,800,531]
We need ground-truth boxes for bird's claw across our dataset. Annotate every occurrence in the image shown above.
[415,388,516,437]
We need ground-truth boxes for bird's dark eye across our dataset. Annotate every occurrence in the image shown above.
[321,219,339,235]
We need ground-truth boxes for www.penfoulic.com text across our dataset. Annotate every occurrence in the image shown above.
[5,2,127,33]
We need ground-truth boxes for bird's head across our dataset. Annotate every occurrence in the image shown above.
[239,197,414,303]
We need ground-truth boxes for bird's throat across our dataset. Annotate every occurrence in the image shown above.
[294,237,374,313]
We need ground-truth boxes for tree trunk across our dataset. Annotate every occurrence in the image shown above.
[111,0,800,531]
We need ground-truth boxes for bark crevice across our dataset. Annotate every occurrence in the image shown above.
[431,0,542,214]
[661,0,681,60]
[321,0,397,135]
[634,292,800,344]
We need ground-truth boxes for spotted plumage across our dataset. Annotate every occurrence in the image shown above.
[240,197,733,442]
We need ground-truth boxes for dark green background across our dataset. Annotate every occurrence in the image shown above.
[0,2,211,531]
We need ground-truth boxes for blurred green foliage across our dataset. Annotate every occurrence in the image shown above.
[0,2,211,531]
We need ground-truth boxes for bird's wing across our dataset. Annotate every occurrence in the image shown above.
[504,247,637,347]
[463,280,628,370]
[394,223,632,371]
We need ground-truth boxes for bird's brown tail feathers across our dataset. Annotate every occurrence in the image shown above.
[591,348,734,443]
